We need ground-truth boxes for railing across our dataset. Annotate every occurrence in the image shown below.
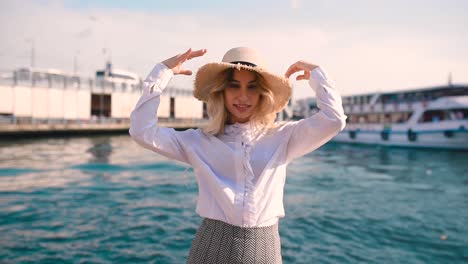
[0,116,208,129]
[0,115,14,125]
[344,101,425,114]
[0,70,195,97]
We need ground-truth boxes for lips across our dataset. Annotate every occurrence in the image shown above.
[233,104,251,112]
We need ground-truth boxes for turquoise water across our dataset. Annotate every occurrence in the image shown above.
[0,135,467,263]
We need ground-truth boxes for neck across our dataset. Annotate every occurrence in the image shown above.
[227,116,251,125]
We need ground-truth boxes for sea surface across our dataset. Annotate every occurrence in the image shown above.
[0,135,467,263]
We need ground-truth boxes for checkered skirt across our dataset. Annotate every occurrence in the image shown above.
[187,218,282,264]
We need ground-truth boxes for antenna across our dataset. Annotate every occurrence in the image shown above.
[25,38,35,68]
[73,50,80,74]
[448,72,452,86]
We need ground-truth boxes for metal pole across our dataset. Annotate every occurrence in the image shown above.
[31,40,35,68]
[25,38,35,68]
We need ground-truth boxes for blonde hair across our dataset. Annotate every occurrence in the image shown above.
[202,68,277,136]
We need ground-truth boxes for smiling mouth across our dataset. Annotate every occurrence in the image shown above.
[233,104,251,112]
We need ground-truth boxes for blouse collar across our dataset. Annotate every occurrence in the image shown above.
[224,122,268,144]
[225,122,253,135]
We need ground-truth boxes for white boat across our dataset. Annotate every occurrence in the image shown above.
[294,84,468,150]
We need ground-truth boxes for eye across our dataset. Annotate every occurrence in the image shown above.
[227,82,240,89]
[248,84,257,90]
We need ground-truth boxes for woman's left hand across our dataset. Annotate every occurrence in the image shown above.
[285,61,319,81]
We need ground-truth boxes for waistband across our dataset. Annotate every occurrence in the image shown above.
[201,218,279,239]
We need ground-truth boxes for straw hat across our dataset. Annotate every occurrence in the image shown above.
[193,47,291,113]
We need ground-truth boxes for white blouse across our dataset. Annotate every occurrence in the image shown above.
[129,63,347,227]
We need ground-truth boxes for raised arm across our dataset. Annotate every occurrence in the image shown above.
[129,48,207,164]
[284,61,347,162]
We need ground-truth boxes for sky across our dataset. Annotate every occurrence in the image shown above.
[0,0,467,100]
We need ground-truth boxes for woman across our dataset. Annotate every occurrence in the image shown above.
[129,47,346,263]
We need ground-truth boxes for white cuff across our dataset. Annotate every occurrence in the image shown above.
[144,63,174,95]
[308,66,331,92]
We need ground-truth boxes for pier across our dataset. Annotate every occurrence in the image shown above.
[0,120,208,138]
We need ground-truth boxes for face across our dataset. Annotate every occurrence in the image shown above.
[223,69,260,124]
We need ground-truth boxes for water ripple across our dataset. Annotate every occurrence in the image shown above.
[0,136,466,263]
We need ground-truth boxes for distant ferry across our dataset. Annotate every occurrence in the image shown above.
[294,84,468,150]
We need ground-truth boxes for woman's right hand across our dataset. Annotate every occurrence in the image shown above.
[162,48,207,75]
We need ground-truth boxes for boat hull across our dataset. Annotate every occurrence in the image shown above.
[333,129,468,150]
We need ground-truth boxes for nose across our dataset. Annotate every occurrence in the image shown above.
[238,87,249,101]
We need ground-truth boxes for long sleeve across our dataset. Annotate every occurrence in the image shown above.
[129,63,191,164]
[285,66,347,162]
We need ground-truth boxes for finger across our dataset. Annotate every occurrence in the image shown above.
[285,64,301,78]
[295,61,318,72]
[284,65,296,78]
[179,48,192,62]
[178,69,193,75]
[187,49,207,60]
[296,73,309,81]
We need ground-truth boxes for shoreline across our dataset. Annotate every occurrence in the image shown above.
[0,120,206,139]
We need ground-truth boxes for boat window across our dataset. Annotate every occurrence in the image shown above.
[419,110,450,123]
[367,114,379,123]
[389,112,408,123]
[448,108,467,120]
[347,112,413,124]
